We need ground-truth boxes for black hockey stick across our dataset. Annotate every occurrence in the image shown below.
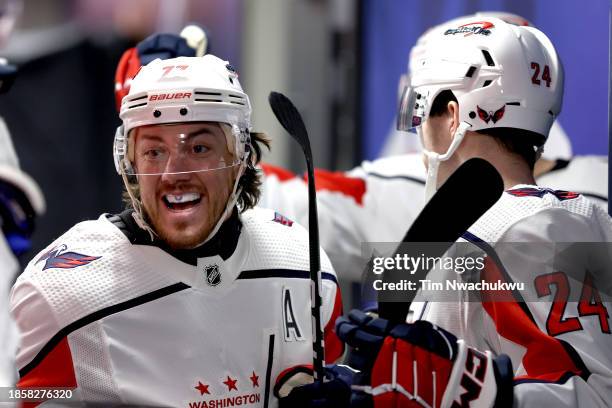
[378,157,504,324]
[268,91,325,382]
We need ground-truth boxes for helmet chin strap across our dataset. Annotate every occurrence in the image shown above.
[420,121,471,201]
[199,127,251,246]
[200,156,248,245]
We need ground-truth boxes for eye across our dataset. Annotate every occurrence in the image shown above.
[144,148,164,160]
[193,144,209,154]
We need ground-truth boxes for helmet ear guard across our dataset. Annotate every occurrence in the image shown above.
[113,125,130,175]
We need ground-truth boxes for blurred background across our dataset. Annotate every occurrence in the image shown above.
[0,0,608,258]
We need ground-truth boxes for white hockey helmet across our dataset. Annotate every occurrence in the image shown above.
[390,12,534,157]
[398,16,563,139]
[397,12,535,127]
[115,54,251,175]
[114,54,252,240]
[397,16,564,199]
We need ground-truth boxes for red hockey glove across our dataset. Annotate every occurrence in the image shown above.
[338,310,513,408]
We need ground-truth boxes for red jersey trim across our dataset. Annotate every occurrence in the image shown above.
[18,337,77,407]
[261,163,367,206]
[260,163,297,182]
[480,257,589,383]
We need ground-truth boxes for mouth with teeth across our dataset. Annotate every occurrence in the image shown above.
[162,192,203,211]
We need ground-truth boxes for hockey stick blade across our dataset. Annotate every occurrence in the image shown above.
[268,91,324,382]
[378,158,504,323]
[268,91,312,157]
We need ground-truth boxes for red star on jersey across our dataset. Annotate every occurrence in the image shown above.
[194,381,210,395]
[250,371,259,387]
[223,375,238,392]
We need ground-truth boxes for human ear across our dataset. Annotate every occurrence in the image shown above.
[447,101,460,136]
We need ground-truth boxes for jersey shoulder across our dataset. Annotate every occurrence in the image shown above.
[536,155,608,205]
[20,215,123,278]
[14,215,177,329]
[469,185,605,243]
[240,207,335,274]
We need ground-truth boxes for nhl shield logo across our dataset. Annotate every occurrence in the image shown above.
[204,264,221,287]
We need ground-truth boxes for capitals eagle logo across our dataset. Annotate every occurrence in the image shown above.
[477,104,505,124]
[36,244,101,271]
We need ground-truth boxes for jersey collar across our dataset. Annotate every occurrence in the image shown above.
[110,207,242,265]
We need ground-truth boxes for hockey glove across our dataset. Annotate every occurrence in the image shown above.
[274,364,356,408]
[337,309,514,408]
[114,31,200,110]
[336,309,394,371]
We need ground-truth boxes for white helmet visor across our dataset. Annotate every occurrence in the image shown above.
[119,122,242,177]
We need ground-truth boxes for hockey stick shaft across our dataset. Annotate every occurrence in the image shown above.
[268,92,325,382]
[378,158,504,324]
[305,154,325,381]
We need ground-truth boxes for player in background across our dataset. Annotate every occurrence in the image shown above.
[336,15,612,407]
[260,11,608,287]
[0,104,45,388]
[0,0,46,389]
[10,53,343,406]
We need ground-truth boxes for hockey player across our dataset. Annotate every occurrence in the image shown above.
[10,54,344,407]
[335,15,612,407]
[0,115,45,387]
[260,11,608,288]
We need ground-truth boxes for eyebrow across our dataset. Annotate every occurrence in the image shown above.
[186,128,216,139]
[139,127,218,141]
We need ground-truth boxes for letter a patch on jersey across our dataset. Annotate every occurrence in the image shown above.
[282,287,304,342]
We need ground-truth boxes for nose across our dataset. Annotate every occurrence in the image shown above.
[160,150,192,182]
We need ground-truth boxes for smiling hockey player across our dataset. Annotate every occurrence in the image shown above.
[10,54,343,407]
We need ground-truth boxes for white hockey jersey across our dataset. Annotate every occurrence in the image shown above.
[413,186,612,407]
[259,155,608,285]
[10,207,343,407]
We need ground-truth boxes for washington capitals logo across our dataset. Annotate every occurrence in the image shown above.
[36,244,101,271]
[444,21,494,37]
[507,188,580,201]
[477,105,505,124]
[273,212,294,227]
